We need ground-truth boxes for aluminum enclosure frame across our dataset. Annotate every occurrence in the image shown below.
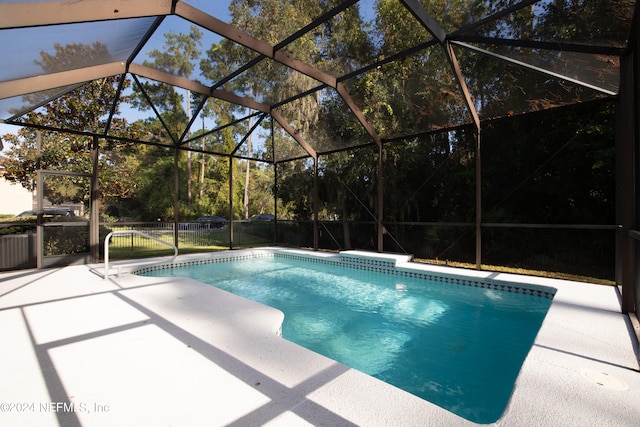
[0,1,638,318]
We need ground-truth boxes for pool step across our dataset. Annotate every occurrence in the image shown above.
[339,250,413,268]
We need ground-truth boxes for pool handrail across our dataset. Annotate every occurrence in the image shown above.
[104,230,178,279]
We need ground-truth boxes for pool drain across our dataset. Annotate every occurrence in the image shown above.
[579,369,629,391]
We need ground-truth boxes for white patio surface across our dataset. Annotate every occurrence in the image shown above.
[1,249,639,426]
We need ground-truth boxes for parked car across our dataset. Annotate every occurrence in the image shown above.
[195,215,227,229]
[249,213,275,222]
[17,209,75,217]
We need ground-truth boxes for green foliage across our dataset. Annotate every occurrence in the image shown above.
[43,222,89,256]
[0,216,36,235]
[0,215,89,254]
[383,128,476,223]
[482,101,615,225]
[0,40,139,209]
[277,160,314,219]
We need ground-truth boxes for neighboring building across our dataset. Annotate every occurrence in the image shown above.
[1,153,33,215]
[0,177,32,215]
[0,172,85,217]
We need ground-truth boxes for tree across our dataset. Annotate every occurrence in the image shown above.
[1,42,137,209]
[145,25,203,206]
[128,26,203,219]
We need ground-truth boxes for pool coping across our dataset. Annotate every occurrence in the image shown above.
[1,247,639,426]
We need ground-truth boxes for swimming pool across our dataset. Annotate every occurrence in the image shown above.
[137,250,555,424]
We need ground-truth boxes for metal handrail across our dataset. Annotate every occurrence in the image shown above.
[104,230,178,279]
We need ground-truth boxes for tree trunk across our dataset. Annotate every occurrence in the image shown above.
[186,88,192,208]
[199,116,206,199]
[243,113,254,219]
[243,133,252,219]
[199,151,205,199]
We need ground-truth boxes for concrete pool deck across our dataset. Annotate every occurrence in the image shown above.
[1,248,639,426]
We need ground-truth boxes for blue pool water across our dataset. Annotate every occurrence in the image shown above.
[140,255,552,423]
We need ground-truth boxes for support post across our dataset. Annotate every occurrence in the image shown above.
[475,127,482,270]
[90,136,100,263]
[173,147,179,249]
[36,131,43,269]
[229,156,234,249]
[36,170,43,269]
[272,120,278,246]
[377,143,384,252]
[273,160,278,246]
[314,156,319,250]
[617,48,637,314]
[445,41,482,269]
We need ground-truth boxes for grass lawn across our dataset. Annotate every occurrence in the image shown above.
[414,258,615,286]
[105,230,272,260]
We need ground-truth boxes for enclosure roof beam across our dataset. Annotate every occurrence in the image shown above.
[129,63,211,95]
[185,111,262,147]
[399,0,446,44]
[103,73,129,136]
[230,113,267,156]
[131,74,178,145]
[336,83,382,147]
[274,0,358,51]
[446,42,480,129]
[129,63,270,113]
[0,62,127,100]
[176,1,383,151]
[207,1,355,95]
[209,90,269,115]
[271,110,317,160]
[175,2,338,88]
[0,0,173,29]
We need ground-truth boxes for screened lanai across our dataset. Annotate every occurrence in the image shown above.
[0,0,639,318]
